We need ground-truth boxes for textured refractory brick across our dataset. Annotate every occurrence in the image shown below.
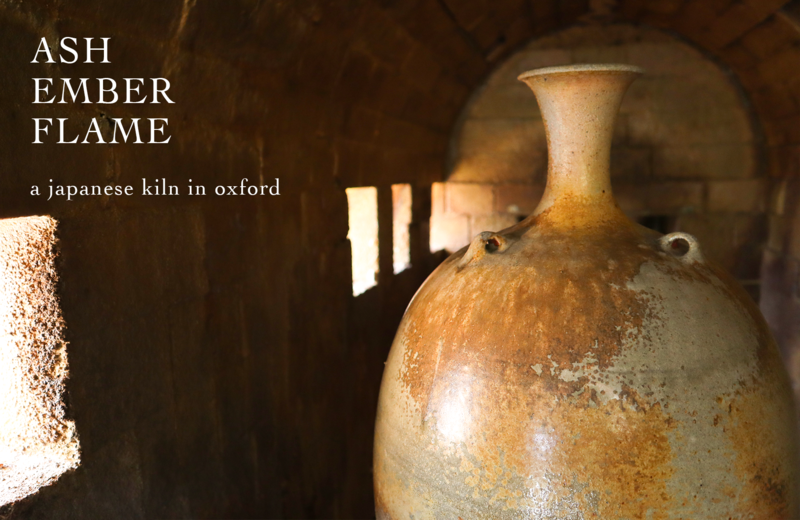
[708,179,768,212]
[447,183,494,215]
[494,184,545,214]
[0,216,79,506]
[429,213,469,253]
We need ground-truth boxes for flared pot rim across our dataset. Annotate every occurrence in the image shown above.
[518,63,645,80]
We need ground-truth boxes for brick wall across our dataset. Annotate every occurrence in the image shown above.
[762,180,800,401]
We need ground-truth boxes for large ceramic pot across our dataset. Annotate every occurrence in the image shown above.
[373,64,799,518]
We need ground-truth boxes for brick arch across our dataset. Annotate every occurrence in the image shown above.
[436,22,766,294]
[615,0,800,177]
[429,0,798,176]
[411,0,797,165]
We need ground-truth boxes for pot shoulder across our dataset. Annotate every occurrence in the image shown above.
[374,218,797,519]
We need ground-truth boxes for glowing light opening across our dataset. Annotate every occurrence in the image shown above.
[392,184,412,274]
[429,182,447,253]
[346,187,379,296]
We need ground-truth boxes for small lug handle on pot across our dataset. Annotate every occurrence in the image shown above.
[659,232,704,264]
[458,231,510,269]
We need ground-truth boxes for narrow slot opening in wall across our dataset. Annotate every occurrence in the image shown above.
[392,184,412,274]
[346,187,379,296]
[429,182,449,253]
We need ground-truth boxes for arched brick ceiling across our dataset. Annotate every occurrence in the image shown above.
[419,0,800,179]
[617,0,800,178]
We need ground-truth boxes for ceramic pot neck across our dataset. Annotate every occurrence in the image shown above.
[518,64,642,219]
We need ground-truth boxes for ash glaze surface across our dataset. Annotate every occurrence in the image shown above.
[373,64,798,519]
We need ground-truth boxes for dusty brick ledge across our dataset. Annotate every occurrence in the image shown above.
[0,216,79,506]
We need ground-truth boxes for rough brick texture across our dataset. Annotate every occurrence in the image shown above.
[0,217,79,506]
